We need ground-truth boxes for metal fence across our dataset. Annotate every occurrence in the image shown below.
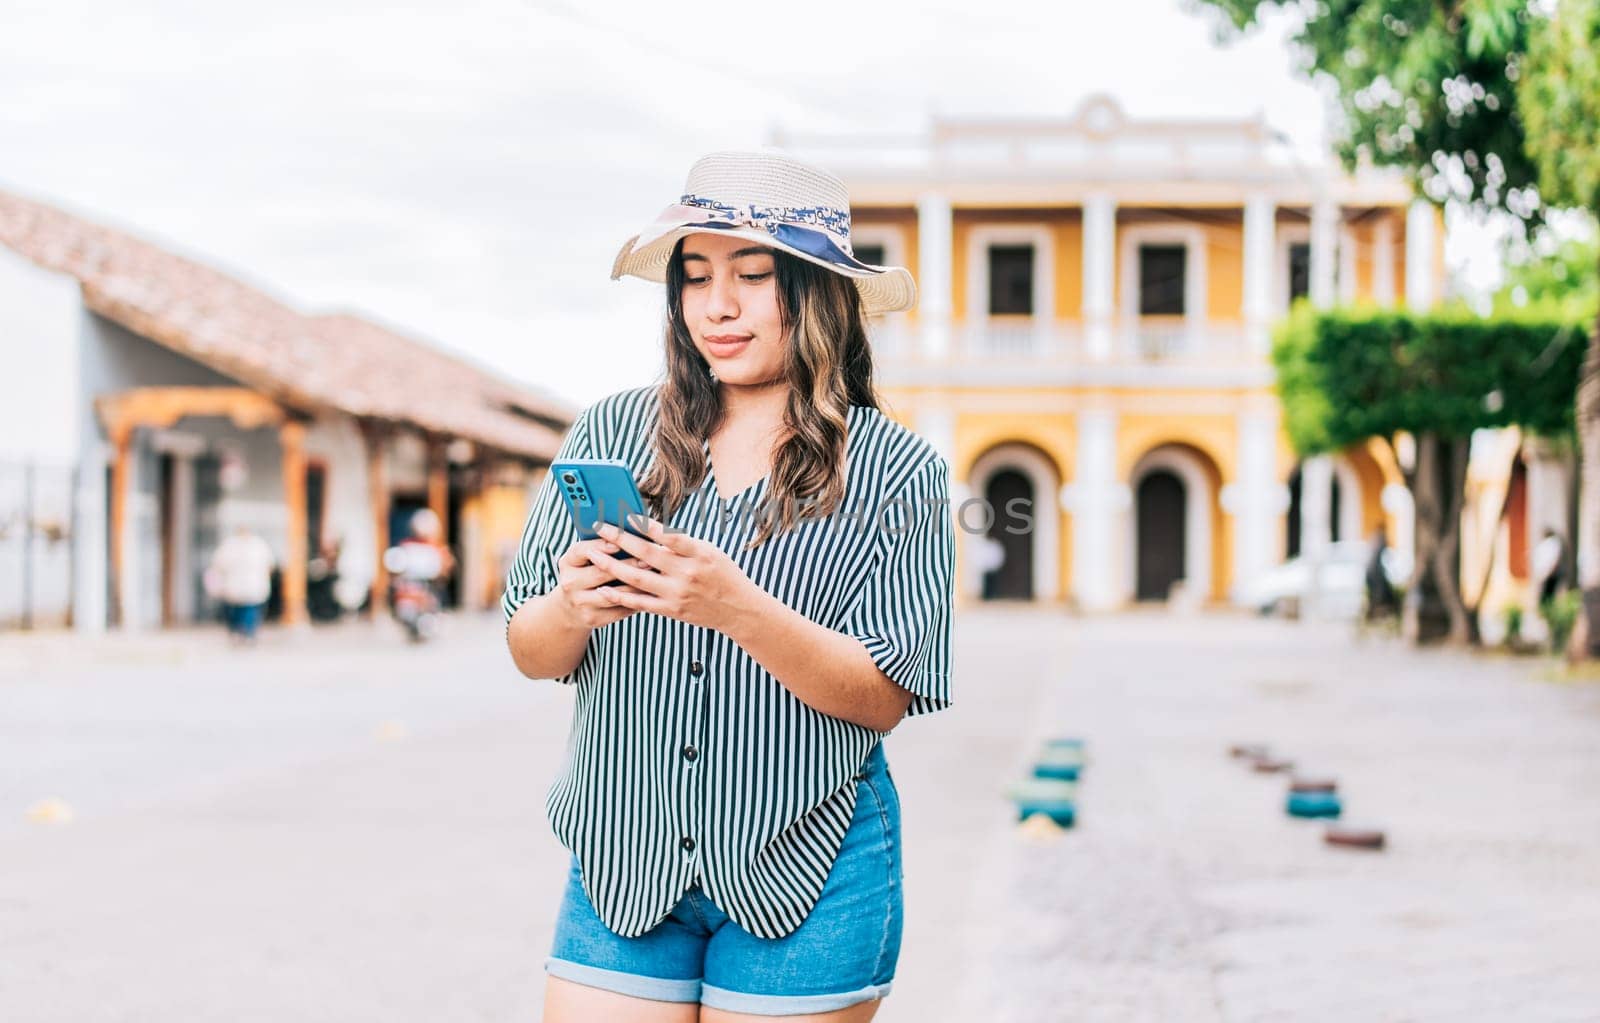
[0,459,76,630]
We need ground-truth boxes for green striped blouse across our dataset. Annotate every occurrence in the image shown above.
[503,384,953,939]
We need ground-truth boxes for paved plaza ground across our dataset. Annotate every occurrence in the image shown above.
[3,607,1599,1021]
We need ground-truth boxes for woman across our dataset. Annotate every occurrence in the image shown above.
[504,150,955,1022]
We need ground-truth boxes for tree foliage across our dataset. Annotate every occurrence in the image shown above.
[1495,232,1600,319]
[1519,0,1600,214]
[1272,303,1588,454]
[1195,0,1545,223]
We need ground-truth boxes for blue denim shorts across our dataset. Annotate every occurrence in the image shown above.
[545,742,904,1016]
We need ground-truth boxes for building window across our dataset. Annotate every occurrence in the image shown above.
[987,245,1035,315]
[1138,245,1186,315]
[854,243,886,267]
[1288,242,1312,303]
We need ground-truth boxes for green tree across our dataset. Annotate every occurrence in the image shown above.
[1494,233,1600,320]
[1274,304,1585,641]
[1194,0,1543,216]
[1518,0,1600,654]
[1197,0,1600,644]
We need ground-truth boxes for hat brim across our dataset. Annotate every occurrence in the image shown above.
[611,223,917,316]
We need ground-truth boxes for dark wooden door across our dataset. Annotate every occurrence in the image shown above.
[1136,470,1186,601]
[984,469,1034,600]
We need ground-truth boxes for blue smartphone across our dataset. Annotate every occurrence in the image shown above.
[550,459,649,580]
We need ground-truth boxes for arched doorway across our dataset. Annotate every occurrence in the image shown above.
[983,469,1034,599]
[1286,456,1361,558]
[968,441,1062,602]
[1124,443,1219,605]
[1136,470,1186,600]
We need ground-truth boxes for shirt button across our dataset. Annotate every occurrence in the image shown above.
[681,836,696,852]
[689,659,704,677]
[682,744,698,762]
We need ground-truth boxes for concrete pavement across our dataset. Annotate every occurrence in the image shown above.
[3,608,1599,1021]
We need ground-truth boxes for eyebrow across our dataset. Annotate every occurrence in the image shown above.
[680,245,777,263]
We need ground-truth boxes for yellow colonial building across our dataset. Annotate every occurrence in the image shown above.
[779,95,1444,610]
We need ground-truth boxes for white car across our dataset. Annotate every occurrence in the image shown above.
[1239,540,1411,619]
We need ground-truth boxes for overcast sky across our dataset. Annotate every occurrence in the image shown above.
[1,0,1502,408]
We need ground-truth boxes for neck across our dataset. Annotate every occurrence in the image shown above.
[717,378,788,424]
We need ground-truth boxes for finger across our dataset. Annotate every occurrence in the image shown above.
[598,583,670,615]
[574,582,646,607]
[564,563,622,591]
[588,547,670,595]
[636,515,699,556]
[596,522,670,569]
[561,538,620,568]
[596,583,649,607]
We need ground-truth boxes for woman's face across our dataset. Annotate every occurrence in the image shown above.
[677,231,786,387]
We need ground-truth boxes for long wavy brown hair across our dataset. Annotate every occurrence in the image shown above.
[637,236,881,549]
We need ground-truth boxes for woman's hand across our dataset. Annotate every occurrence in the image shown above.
[554,537,648,629]
[588,514,762,633]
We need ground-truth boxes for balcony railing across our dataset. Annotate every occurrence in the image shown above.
[868,317,1258,365]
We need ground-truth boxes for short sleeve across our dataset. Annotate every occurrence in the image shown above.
[843,457,954,722]
[501,405,594,682]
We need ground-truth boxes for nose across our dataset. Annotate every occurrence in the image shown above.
[704,270,740,321]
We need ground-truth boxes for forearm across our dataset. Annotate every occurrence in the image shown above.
[506,592,592,680]
[722,588,913,733]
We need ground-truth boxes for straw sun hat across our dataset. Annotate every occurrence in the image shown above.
[610,150,917,315]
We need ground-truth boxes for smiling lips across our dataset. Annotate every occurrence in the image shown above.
[704,334,752,357]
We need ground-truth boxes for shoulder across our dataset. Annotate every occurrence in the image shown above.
[565,385,661,465]
[848,404,948,492]
[577,385,660,433]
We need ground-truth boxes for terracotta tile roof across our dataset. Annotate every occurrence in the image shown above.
[0,187,575,461]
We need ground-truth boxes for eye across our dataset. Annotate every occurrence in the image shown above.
[683,275,709,285]
[739,272,773,283]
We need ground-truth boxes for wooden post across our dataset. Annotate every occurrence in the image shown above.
[280,419,308,626]
[363,422,390,615]
[427,437,450,546]
[108,423,132,628]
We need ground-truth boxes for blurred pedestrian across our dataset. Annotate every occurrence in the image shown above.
[1533,527,1568,606]
[399,508,455,598]
[1364,525,1397,622]
[307,536,344,623]
[205,525,274,643]
[977,533,1005,599]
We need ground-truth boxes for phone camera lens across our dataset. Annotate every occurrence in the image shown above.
[560,472,577,485]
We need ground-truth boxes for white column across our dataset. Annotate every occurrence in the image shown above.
[1300,454,1334,560]
[72,442,108,634]
[1405,199,1437,310]
[1373,216,1396,305]
[1309,196,1339,309]
[916,192,952,360]
[170,454,196,622]
[1082,192,1116,360]
[1242,193,1276,355]
[459,495,485,611]
[1231,402,1281,603]
[120,472,145,632]
[918,403,956,473]
[1071,407,1119,609]
[1338,226,1358,304]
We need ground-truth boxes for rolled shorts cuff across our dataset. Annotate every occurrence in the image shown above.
[699,979,894,1017]
[545,956,701,1004]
